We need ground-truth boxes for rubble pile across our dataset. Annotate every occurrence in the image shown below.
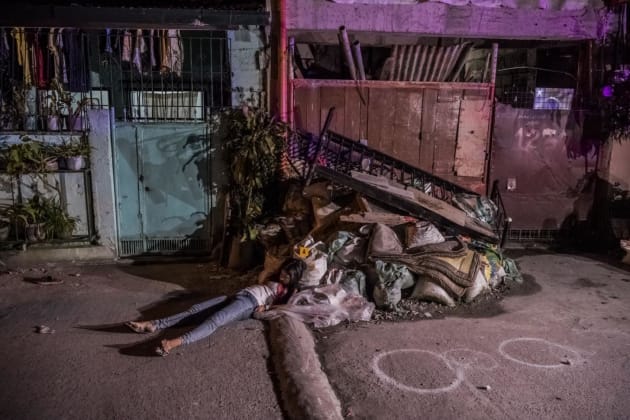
[255,178,521,328]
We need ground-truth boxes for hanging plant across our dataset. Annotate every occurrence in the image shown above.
[222,106,287,241]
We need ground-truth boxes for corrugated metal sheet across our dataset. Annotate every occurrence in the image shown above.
[382,43,472,82]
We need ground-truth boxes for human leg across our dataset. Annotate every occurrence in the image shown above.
[158,293,257,354]
[126,295,228,333]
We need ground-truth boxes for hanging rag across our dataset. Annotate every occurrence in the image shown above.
[48,28,60,82]
[149,29,156,68]
[64,29,87,91]
[122,30,132,62]
[132,29,146,74]
[56,29,68,84]
[11,28,31,86]
[33,32,46,88]
[105,28,113,54]
[160,29,183,77]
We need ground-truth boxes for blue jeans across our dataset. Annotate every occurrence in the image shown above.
[152,292,258,345]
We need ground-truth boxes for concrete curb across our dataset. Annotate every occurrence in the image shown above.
[269,316,343,420]
[0,245,116,267]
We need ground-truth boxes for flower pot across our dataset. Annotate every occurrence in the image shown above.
[24,115,38,131]
[47,115,60,131]
[68,115,83,131]
[66,156,85,170]
[26,223,46,242]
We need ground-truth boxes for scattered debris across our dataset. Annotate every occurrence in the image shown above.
[35,325,55,334]
[477,385,491,391]
[560,360,571,365]
[249,124,519,325]
[25,276,64,285]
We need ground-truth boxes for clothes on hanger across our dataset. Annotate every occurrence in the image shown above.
[132,29,146,74]
[33,31,46,88]
[160,29,183,77]
[122,30,132,62]
[105,28,113,54]
[11,28,31,86]
[149,29,156,68]
[48,28,60,82]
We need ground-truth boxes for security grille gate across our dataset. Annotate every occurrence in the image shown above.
[102,30,229,256]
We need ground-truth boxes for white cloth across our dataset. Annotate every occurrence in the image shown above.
[242,283,276,307]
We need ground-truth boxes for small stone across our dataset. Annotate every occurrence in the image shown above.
[560,360,571,365]
[424,312,432,318]
[477,385,491,391]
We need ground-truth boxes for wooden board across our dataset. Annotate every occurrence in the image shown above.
[432,89,462,175]
[454,97,491,178]
[343,87,362,141]
[419,89,438,173]
[392,89,423,168]
[320,87,345,135]
[294,86,321,135]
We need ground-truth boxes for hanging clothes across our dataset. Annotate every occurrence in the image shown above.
[11,28,31,86]
[56,29,68,84]
[105,28,113,54]
[48,28,61,82]
[122,30,132,62]
[132,29,146,74]
[33,31,47,88]
[149,29,156,68]
[160,29,183,77]
[64,29,88,91]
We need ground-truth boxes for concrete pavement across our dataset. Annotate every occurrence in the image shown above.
[315,252,630,419]
[1,252,629,419]
[0,262,283,420]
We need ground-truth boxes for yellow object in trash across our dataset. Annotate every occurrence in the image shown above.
[297,246,311,259]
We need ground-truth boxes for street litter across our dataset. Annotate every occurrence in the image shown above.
[35,325,55,334]
[25,275,64,285]
[247,122,520,325]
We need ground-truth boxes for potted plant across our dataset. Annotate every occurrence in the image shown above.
[0,82,21,131]
[57,136,90,170]
[0,201,44,242]
[42,80,71,132]
[36,196,77,239]
[222,106,287,243]
[0,136,58,175]
[68,97,99,132]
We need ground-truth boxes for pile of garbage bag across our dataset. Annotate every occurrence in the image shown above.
[254,181,521,328]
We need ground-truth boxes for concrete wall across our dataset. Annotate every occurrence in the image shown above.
[287,0,609,40]
[87,109,117,254]
[228,27,266,107]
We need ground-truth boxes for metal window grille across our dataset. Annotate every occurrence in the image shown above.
[96,30,230,122]
[0,28,230,129]
[0,27,107,132]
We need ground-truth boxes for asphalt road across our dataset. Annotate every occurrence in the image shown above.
[0,262,283,420]
[1,252,629,420]
[316,253,630,419]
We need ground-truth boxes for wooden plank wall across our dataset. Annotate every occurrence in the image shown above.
[293,83,491,192]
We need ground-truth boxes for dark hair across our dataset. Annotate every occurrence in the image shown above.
[279,258,306,289]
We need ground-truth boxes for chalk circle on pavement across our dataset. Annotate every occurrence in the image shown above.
[498,337,582,368]
[372,349,464,395]
[443,348,499,371]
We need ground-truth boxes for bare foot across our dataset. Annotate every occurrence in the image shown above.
[156,337,183,356]
[125,320,156,333]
